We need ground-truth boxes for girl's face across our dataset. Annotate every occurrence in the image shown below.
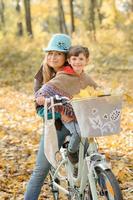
[47,51,66,71]
[68,53,89,75]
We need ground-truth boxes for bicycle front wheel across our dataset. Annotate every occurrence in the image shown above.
[95,168,123,200]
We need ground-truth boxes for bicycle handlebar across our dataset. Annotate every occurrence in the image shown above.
[47,94,111,105]
[46,95,70,110]
[53,95,70,104]
[46,94,111,110]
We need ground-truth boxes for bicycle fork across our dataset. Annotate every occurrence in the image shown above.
[86,154,111,200]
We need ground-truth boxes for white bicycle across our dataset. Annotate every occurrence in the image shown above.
[46,95,123,200]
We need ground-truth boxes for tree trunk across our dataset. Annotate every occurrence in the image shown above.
[69,0,75,34]
[57,0,68,34]
[17,22,23,36]
[0,0,5,25]
[16,0,23,36]
[16,0,20,12]
[89,0,96,32]
[83,0,96,40]
[87,0,96,40]
[96,0,103,25]
[58,0,63,33]
[23,0,33,37]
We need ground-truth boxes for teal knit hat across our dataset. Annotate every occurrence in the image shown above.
[44,33,71,53]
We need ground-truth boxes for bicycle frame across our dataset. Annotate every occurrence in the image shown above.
[51,137,111,199]
[46,96,122,199]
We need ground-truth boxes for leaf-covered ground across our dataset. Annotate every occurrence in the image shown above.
[0,71,133,200]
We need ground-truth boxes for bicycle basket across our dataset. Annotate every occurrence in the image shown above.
[71,95,122,137]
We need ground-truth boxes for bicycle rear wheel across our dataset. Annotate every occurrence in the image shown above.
[95,168,123,200]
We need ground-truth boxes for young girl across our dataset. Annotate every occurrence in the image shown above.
[24,33,72,200]
[35,45,98,164]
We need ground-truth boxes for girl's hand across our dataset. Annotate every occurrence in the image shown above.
[36,96,45,105]
[61,113,74,123]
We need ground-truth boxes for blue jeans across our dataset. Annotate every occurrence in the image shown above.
[24,124,70,200]
[63,121,81,153]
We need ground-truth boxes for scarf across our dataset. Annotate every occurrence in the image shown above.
[35,66,98,117]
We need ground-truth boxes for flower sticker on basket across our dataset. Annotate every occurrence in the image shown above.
[110,109,121,121]
[89,115,116,136]
[103,114,108,120]
[89,115,103,129]
[92,108,98,115]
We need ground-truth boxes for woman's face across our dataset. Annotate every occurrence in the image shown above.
[47,51,66,71]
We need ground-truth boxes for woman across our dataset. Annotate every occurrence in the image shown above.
[24,34,71,200]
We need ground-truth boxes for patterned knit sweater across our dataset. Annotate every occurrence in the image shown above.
[35,66,98,118]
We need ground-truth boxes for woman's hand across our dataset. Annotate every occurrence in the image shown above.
[36,96,45,105]
[61,113,74,123]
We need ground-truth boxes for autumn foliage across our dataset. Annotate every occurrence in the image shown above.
[0,1,133,199]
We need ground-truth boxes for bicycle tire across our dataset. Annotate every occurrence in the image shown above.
[95,168,123,200]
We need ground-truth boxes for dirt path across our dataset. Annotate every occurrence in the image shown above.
[0,71,133,199]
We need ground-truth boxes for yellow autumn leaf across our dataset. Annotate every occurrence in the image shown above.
[0,130,6,138]
[73,86,104,99]
[117,167,133,182]
[111,80,120,89]
[124,94,133,104]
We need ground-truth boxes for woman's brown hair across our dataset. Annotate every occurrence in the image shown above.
[42,63,55,83]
